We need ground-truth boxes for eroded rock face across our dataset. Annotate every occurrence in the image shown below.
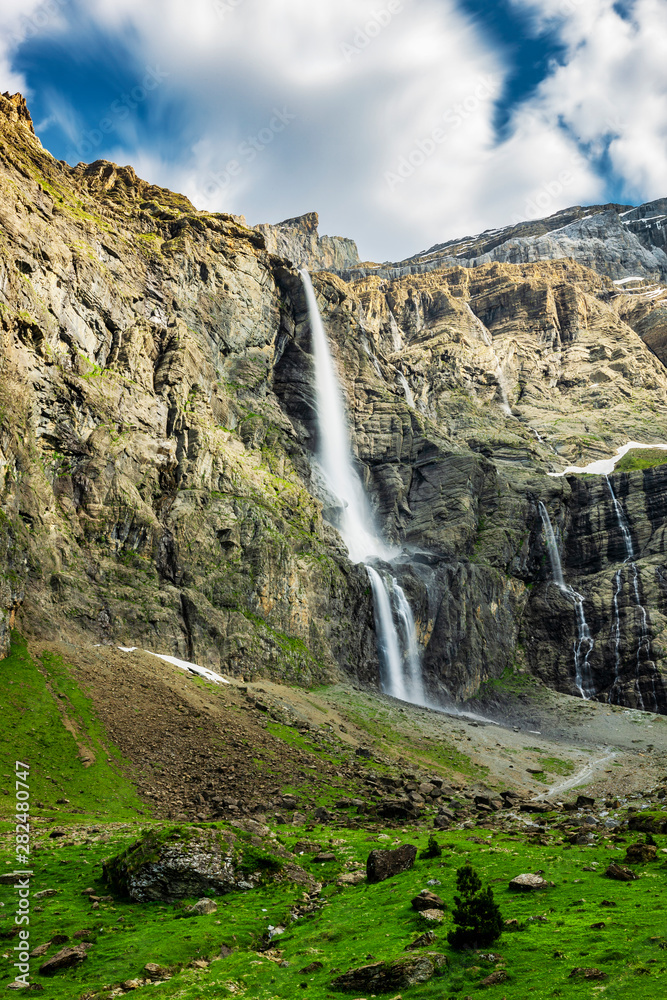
[1,95,667,712]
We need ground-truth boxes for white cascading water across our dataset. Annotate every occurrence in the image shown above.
[301,270,425,705]
[398,372,415,408]
[604,476,657,710]
[538,502,595,699]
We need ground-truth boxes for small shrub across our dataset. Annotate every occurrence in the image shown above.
[447,864,504,950]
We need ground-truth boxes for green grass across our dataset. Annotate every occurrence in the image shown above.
[615,448,667,473]
[1,820,666,998]
[0,634,147,822]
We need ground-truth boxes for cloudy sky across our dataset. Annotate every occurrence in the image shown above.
[2,0,666,260]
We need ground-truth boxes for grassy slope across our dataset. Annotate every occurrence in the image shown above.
[0,633,147,821]
[1,636,666,998]
[1,821,666,998]
[615,448,667,472]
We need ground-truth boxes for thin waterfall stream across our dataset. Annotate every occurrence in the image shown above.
[538,502,595,699]
[604,476,657,710]
[301,270,426,705]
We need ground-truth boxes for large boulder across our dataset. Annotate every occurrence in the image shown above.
[331,954,447,992]
[102,827,286,902]
[366,845,418,884]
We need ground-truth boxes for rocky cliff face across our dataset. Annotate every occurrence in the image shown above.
[1,92,667,713]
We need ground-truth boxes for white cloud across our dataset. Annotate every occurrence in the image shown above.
[510,0,667,202]
[2,0,665,259]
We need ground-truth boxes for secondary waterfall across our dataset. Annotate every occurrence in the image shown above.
[538,502,595,699]
[301,270,426,705]
[604,476,657,710]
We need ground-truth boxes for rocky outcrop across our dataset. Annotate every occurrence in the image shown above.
[255,211,360,271]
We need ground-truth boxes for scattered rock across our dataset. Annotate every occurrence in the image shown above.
[0,873,34,886]
[367,845,418,884]
[188,898,217,915]
[482,970,509,987]
[300,961,324,973]
[508,874,548,892]
[38,945,91,975]
[331,954,447,992]
[605,863,639,882]
[569,967,608,980]
[144,963,169,979]
[405,931,436,951]
[624,843,657,864]
[337,872,366,887]
[30,943,52,958]
[419,909,445,923]
[313,852,336,863]
[411,890,445,912]
[32,890,58,899]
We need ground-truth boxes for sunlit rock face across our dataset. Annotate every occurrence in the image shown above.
[1,92,666,711]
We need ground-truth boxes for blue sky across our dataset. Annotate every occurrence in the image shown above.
[1,0,665,260]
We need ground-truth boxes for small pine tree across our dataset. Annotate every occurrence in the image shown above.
[447,864,503,950]
[420,835,442,859]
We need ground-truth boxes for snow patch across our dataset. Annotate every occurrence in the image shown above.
[548,441,667,478]
[116,646,230,684]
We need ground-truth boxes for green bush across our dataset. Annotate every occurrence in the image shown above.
[447,864,504,950]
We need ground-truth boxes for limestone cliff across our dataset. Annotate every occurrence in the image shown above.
[1,92,667,714]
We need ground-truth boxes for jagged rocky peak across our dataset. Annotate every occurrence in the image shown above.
[74,159,196,216]
[255,210,360,272]
[0,92,35,134]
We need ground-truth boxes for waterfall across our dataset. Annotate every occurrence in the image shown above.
[394,582,426,705]
[301,270,426,706]
[538,502,595,699]
[609,568,623,703]
[604,476,657,710]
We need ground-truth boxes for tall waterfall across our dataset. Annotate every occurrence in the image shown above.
[604,476,657,710]
[301,271,425,705]
[538,502,595,699]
